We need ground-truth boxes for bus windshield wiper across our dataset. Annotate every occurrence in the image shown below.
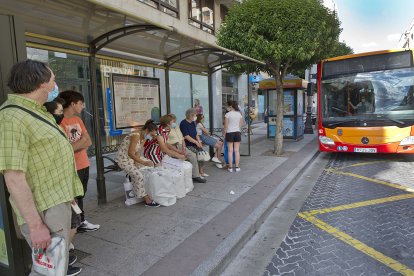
[376,115,406,127]
[325,119,363,128]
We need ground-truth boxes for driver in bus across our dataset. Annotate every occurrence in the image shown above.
[350,96,374,113]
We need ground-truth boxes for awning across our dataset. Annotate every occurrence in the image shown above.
[0,0,264,72]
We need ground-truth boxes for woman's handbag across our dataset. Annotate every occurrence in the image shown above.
[196,150,211,162]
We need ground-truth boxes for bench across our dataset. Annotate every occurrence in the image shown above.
[103,156,122,174]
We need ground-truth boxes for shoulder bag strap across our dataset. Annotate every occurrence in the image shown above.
[0,104,66,138]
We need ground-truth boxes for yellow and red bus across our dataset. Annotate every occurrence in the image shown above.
[317,49,414,153]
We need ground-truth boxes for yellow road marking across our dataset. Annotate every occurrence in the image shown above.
[298,213,414,275]
[325,169,414,192]
[339,161,387,169]
[301,193,414,216]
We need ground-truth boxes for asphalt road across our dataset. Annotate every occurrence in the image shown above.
[223,152,414,276]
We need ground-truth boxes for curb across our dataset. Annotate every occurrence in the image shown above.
[191,147,320,276]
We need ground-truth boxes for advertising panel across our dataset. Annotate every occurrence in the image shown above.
[284,90,295,115]
[112,74,161,129]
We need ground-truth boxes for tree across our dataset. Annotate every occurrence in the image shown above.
[329,41,354,57]
[217,0,341,155]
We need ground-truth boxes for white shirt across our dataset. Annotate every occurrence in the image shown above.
[225,111,242,133]
[196,123,203,136]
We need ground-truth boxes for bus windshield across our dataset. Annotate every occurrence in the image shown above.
[321,67,414,128]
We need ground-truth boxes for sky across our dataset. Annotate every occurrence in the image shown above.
[323,0,414,53]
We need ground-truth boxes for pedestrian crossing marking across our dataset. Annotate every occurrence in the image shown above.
[301,193,414,216]
[298,213,414,275]
[325,168,414,192]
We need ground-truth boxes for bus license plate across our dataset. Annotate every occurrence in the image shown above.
[354,148,377,153]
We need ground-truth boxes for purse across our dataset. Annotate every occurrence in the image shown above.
[196,150,211,162]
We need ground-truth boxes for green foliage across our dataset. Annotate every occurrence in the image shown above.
[217,0,342,77]
[327,41,354,58]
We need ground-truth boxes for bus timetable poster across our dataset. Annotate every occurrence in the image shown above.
[111,74,161,129]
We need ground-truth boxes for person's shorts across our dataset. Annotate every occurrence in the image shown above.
[200,134,218,146]
[225,132,241,142]
[71,208,81,229]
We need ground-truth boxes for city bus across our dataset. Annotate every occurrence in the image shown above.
[317,49,414,153]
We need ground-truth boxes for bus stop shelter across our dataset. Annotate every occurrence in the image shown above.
[0,1,264,274]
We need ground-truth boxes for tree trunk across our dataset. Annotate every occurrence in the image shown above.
[274,74,284,155]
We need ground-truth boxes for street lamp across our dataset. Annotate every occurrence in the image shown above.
[304,83,315,134]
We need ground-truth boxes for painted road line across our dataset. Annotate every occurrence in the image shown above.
[339,161,387,169]
[325,169,414,193]
[298,213,414,275]
[301,193,414,216]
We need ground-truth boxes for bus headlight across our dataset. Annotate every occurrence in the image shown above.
[319,136,335,145]
[400,136,414,146]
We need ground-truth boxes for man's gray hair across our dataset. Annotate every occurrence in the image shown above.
[185,108,197,119]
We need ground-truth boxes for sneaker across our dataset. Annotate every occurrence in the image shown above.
[67,265,82,276]
[215,163,224,169]
[69,242,75,252]
[235,167,241,172]
[228,168,233,173]
[201,173,209,177]
[193,177,207,183]
[145,201,160,207]
[69,255,77,266]
[211,157,221,163]
[77,220,100,233]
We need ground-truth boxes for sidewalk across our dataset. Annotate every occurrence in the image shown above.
[75,125,318,275]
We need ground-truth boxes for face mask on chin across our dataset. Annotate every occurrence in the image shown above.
[171,123,177,129]
[144,134,153,140]
[47,84,59,102]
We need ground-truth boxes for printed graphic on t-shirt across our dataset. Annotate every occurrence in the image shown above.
[65,124,82,143]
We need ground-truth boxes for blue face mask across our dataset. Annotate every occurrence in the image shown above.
[145,134,153,140]
[47,84,59,102]
[171,123,177,129]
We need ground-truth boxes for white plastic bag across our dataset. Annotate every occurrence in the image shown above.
[163,156,193,194]
[123,176,139,206]
[142,167,177,206]
[32,235,66,276]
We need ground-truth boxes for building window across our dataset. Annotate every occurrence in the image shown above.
[138,0,179,18]
[189,0,215,34]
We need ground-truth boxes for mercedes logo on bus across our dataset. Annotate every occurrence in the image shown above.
[361,137,369,144]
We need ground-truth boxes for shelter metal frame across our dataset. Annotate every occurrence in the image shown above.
[87,24,263,204]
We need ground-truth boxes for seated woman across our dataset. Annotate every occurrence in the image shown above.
[168,114,205,182]
[142,119,185,165]
[115,122,160,207]
[180,108,208,181]
[196,114,223,164]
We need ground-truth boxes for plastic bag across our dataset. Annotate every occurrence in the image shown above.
[142,167,177,206]
[32,235,66,276]
[123,176,139,206]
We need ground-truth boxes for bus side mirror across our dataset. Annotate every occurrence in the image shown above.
[307,83,315,96]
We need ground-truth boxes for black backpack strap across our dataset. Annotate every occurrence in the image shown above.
[0,104,66,138]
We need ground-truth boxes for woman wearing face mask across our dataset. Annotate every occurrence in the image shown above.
[43,97,65,125]
[168,114,204,182]
[115,121,160,207]
[143,119,186,166]
[196,114,223,165]
[179,108,207,183]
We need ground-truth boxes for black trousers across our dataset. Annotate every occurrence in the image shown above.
[76,167,89,222]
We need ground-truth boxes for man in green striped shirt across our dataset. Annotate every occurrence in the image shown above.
[0,60,84,275]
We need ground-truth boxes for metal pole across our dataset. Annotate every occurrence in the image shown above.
[165,67,170,113]
[208,69,214,157]
[88,52,106,204]
[304,83,314,134]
